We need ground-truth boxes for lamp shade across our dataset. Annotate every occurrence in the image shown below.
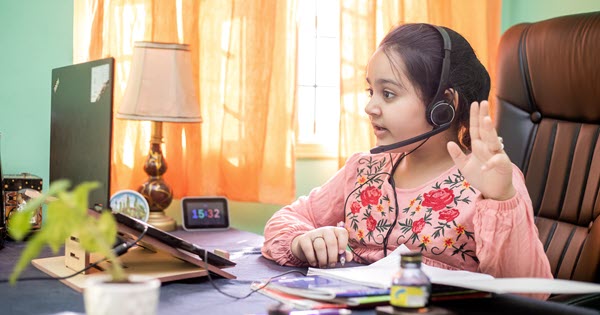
[117,42,202,123]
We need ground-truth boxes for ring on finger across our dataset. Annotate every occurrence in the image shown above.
[311,235,325,243]
[496,137,504,152]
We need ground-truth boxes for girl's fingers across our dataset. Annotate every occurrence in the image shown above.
[322,232,339,267]
[299,227,351,268]
[299,237,317,266]
[345,249,354,263]
[469,102,481,141]
[482,152,506,171]
[447,141,468,169]
[481,116,503,153]
[334,227,349,266]
[311,236,328,268]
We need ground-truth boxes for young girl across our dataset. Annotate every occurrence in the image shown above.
[262,23,552,282]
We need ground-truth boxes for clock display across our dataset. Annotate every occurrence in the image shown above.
[181,197,229,230]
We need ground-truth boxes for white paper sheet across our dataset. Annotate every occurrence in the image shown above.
[308,245,493,288]
[308,245,600,294]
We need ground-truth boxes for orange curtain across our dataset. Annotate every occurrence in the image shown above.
[73,0,298,204]
[339,0,501,166]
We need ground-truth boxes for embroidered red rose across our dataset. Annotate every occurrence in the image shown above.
[422,188,455,211]
[412,218,425,234]
[366,215,377,231]
[438,208,460,222]
[360,186,382,206]
[350,201,361,214]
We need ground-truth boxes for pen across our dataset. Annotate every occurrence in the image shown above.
[337,221,346,266]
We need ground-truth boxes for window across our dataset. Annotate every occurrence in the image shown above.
[296,0,340,159]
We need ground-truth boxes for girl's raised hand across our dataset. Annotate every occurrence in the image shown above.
[446,101,516,201]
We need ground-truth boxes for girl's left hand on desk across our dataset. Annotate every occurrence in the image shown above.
[291,226,353,268]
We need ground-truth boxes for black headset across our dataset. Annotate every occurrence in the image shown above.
[370,25,455,154]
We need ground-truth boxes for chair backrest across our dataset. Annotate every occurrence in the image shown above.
[495,11,600,282]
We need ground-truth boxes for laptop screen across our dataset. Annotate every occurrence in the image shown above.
[50,58,114,209]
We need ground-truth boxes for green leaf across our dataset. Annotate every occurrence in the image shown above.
[8,180,123,283]
[98,211,118,245]
[47,179,72,195]
[7,208,35,241]
[9,230,48,284]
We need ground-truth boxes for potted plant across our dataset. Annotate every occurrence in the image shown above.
[8,180,161,315]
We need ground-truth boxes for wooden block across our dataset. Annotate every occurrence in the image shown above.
[213,249,230,260]
[64,235,90,273]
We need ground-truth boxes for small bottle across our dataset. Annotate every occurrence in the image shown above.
[390,251,431,310]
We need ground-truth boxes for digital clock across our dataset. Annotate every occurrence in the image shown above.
[181,197,230,231]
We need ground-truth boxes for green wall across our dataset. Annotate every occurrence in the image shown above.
[0,0,73,185]
[228,158,339,234]
[501,0,600,33]
[2,0,599,235]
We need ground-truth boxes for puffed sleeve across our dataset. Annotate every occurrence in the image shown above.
[261,154,359,266]
[473,165,553,290]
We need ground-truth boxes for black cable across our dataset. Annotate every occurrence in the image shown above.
[342,155,397,264]
[381,137,430,257]
[203,249,307,300]
[382,154,404,257]
[349,138,431,261]
[0,226,149,283]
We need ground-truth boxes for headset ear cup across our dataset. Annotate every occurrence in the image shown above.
[428,101,455,126]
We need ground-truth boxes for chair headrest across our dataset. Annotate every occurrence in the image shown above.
[496,12,600,123]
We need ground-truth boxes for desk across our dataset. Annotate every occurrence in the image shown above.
[1,228,598,315]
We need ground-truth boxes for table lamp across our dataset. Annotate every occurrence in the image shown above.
[117,41,202,231]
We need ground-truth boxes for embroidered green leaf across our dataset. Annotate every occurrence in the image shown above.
[409,233,419,244]
[366,231,374,242]
[398,219,413,234]
[465,230,475,241]
[375,220,391,233]
[423,212,432,225]
[432,222,449,239]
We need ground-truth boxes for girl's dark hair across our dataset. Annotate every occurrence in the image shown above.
[379,23,490,150]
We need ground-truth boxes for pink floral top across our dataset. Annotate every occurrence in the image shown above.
[262,152,552,281]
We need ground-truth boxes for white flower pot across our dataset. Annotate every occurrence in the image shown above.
[83,275,161,315]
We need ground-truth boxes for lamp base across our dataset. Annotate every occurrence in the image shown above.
[147,211,177,232]
[139,121,176,232]
[139,177,175,232]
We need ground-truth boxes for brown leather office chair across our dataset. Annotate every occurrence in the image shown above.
[495,11,600,288]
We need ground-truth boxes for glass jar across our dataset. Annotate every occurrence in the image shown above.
[390,251,431,309]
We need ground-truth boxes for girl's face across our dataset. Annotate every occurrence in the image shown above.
[365,48,432,151]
